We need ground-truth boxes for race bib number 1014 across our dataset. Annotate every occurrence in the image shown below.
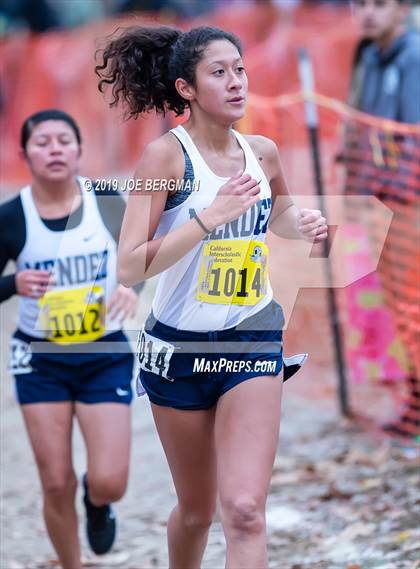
[137,329,175,381]
[196,240,268,306]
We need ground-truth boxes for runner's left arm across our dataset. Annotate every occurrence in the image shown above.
[256,137,328,243]
[249,136,301,239]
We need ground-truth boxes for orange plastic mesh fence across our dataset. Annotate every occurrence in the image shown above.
[243,90,419,384]
[343,119,420,382]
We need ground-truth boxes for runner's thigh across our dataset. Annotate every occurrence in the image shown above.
[75,402,131,480]
[21,402,75,489]
[151,404,217,511]
[215,374,283,504]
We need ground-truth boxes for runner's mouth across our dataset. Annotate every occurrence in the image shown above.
[47,161,67,168]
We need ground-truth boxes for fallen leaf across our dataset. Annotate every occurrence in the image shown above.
[82,551,130,566]
[270,471,302,486]
[320,481,355,500]
[339,522,376,540]
[398,530,411,543]
[361,478,382,490]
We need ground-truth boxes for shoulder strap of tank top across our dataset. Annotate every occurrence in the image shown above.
[170,125,220,177]
[19,185,46,233]
[20,185,33,212]
[77,176,105,230]
[170,125,201,162]
[232,129,263,173]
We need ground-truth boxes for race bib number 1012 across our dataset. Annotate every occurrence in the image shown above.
[37,285,105,344]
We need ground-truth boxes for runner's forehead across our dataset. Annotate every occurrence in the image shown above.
[201,40,242,67]
[29,120,77,139]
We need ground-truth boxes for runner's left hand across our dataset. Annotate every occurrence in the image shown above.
[297,209,328,243]
[107,285,138,322]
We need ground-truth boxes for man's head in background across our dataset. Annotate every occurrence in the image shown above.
[352,0,409,48]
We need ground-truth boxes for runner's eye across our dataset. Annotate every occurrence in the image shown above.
[213,69,224,76]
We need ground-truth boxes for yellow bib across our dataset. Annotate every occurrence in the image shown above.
[37,285,105,344]
[196,240,268,306]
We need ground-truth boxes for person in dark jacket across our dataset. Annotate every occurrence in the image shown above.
[350,0,420,440]
[352,0,420,123]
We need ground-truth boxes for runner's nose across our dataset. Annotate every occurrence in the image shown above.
[49,139,64,155]
[227,71,242,91]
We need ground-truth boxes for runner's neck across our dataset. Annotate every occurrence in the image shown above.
[31,177,81,219]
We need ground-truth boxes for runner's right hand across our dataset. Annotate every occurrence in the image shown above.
[201,171,261,231]
[15,270,53,299]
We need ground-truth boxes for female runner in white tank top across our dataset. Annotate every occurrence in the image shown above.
[97,26,328,569]
[0,110,139,568]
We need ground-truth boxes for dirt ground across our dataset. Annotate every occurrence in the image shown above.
[1,279,419,569]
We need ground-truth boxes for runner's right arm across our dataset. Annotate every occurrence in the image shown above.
[117,134,261,287]
[0,185,143,303]
[0,195,55,302]
[0,196,25,302]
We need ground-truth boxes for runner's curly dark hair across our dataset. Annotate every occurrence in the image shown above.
[95,26,242,118]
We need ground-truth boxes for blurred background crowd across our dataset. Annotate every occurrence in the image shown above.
[1,0,366,33]
[1,0,419,34]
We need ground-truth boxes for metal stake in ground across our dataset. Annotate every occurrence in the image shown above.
[297,47,350,417]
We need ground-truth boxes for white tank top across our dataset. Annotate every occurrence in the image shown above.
[16,177,120,338]
[152,125,273,332]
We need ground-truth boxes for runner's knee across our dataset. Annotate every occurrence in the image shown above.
[88,472,127,504]
[178,504,216,531]
[42,470,77,499]
[221,496,265,535]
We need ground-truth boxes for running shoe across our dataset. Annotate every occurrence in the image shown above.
[82,474,116,555]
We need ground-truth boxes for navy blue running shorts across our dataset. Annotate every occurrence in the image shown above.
[137,300,306,411]
[10,329,134,405]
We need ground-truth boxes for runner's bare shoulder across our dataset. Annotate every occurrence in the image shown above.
[135,131,185,183]
[243,135,279,181]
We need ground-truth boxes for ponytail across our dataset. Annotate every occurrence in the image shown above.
[96,26,184,118]
[96,25,242,118]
